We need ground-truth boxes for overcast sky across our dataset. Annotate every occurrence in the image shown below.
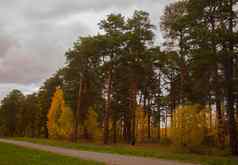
[0,0,175,100]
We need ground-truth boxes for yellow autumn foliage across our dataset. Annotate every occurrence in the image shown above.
[170,105,208,148]
[136,106,148,142]
[83,107,101,140]
[47,88,73,139]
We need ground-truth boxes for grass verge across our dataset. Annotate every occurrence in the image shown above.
[0,141,104,165]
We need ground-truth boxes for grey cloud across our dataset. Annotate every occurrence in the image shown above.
[0,0,174,99]
[0,33,17,58]
[23,0,135,21]
[0,83,39,100]
[0,21,90,84]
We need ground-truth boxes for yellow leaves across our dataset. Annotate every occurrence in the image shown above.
[83,107,101,140]
[136,106,148,142]
[170,105,208,148]
[47,88,73,140]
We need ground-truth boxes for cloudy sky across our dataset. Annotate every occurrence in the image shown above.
[0,0,175,100]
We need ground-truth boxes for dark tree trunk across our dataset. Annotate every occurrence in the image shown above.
[112,118,117,144]
[165,110,167,137]
[216,98,225,148]
[224,55,238,154]
[124,110,131,144]
[209,8,225,148]
[208,94,212,129]
[170,80,176,125]
[130,80,137,145]
[214,62,225,148]
[84,127,89,139]
[104,66,113,144]
[73,78,84,142]
[225,0,238,155]
[44,119,48,138]
[147,104,151,140]
[157,73,161,141]
[157,111,161,141]
[126,114,131,144]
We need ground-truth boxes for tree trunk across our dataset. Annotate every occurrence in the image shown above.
[104,67,113,144]
[225,0,238,155]
[157,73,161,141]
[165,110,167,137]
[157,111,161,141]
[225,56,238,154]
[73,78,84,142]
[219,0,238,154]
[156,97,161,141]
[126,113,131,144]
[84,127,89,139]
[130,80,137,145]
[170,80,176,125]
[214,62,225,148]
[210,10,225,148]
[124,110,131,144]
[208,94,212,129]
[44,119,48,138]
[216,99,225,148]
[112,118,117,143]
[147,104,151,140]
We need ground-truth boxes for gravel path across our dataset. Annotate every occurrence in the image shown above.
[0,139,199,165]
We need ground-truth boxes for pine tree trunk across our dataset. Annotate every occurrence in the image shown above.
[214,63,225,148]
[156,98,161,141]
[73,78,84,142]
[225,58,238,154]
[170,80,176,125]
[165,110,167,137]
[210,11,225,148]
[103,67,113,144]
[157,73,161,141]
[124,110,131,144]
[208,94,212,129]
[126,113,131,144]
[157,112,161,141]
[225,0,238,155]
[216,99,225,148]
[112,118,117,143]
[130,80,137,145]
[44,119,48,138]
[147,105,151,140]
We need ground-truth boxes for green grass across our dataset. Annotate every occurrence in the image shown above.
[0,142,104,165]
[13,137,238,165]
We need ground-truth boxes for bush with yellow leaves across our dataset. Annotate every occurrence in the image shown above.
[136,106,148,143]
[47,88,73,140]
[83,107,101,140]
[170,105,208,149]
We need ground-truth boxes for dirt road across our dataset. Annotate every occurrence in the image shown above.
[0,139,199,165]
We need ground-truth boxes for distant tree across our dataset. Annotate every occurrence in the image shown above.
[0,90,24,136]
[21,93,40,137]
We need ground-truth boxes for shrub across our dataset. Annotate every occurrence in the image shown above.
[170,105,208,150]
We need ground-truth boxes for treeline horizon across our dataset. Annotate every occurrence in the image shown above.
[1,0,238,155]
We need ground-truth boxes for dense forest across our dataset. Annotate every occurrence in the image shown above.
[1,0,238,155]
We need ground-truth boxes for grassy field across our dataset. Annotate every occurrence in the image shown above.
[0,142,103,165]
[12,137,238,165]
